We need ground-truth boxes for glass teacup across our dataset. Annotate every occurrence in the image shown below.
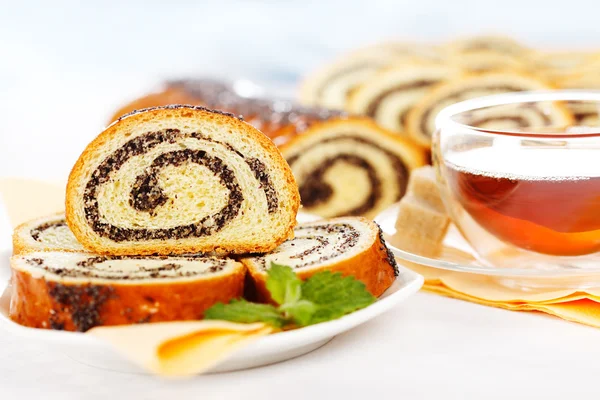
[433,91,600,270]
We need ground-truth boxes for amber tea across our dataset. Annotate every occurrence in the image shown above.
[444,147,600,256]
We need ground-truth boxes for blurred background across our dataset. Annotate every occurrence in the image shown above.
[1,0,599,181]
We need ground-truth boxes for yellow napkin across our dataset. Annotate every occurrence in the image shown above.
[88,321,273,377]
[408,261,600,328]
[0,178,65,227]
[0,178,275,377]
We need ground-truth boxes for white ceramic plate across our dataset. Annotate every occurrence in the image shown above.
[0,258,423,373]
[0,208,423,374]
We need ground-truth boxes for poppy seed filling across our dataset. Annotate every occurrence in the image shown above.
[48,283,115,332]
[30,220,67,242]
[286,135,409,217]
[364,80,441,124]
[26,255,228,280]
[82,129,279,242]
[258,223,360,270]
[298,155,381,215]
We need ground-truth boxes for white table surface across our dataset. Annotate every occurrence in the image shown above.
[3,1,600,397]
[2,275,600,400]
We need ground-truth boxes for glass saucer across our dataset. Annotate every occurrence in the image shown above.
[375,203,600,290]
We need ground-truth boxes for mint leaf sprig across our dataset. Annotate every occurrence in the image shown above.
[204,263,376,328]
[203,299,287,328]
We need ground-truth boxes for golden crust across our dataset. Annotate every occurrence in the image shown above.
[66,105,300,256]
[11,216,36,255]
[108,85,345,146]
[243,217,397,304]
[12,236,28,256]
[9,259,246,331]
[108,87,204,123]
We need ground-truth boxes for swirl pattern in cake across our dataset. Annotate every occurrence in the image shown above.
[66,105,300,255]
[280,118,426,219]
[243,217,398,302]
[9,251,245,331]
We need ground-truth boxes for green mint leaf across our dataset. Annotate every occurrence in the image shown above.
[280,299,317,326]
[206,266,377,329]
[204,299,286,328]
[301,272,376,325]
[266,262,302,305]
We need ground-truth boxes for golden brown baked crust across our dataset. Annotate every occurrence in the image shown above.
[13,219,33,255]
[66,105,300,256]
[108,82,346,145]
[12,238,27,256]
[9,257,246,332]
[109,87,204,122]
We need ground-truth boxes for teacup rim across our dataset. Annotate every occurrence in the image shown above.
[435,89,600,139]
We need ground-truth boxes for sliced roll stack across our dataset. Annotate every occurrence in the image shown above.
[281,118,426,219]
[10,252,245,331]
[10,104,402,332]
[10,214,399,331]
[9,105,301,331]
[243,217,398,303]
